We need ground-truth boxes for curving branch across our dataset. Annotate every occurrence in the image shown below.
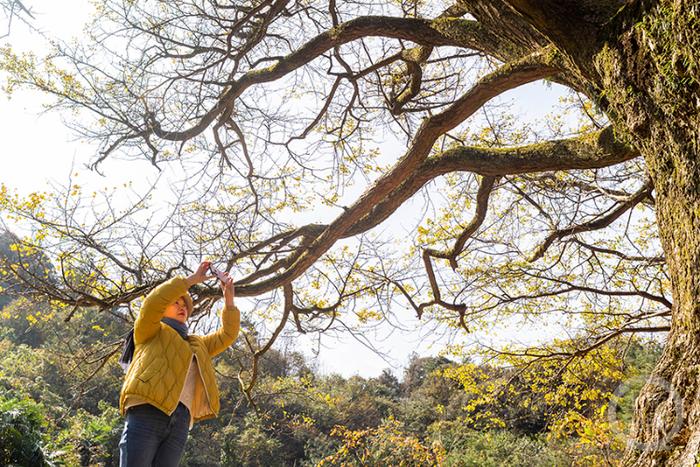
[386,3,470,115]
[145,16,502,143]
[516,269,672,309]
[179,124,639,303]
[230,52,560,296]
[528,178,654,262]
[413,175,499,325]
[568,238,665,264]
[425,175,499,270]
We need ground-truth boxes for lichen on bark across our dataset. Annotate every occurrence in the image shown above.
[590,2,700,465]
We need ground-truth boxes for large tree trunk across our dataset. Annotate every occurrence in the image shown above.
[592,1,700,465]
[623,148,700,466]
[622,145,700,466]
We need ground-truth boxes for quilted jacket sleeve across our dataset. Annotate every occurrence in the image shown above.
[134,276,190,345]
[201,305,240,357]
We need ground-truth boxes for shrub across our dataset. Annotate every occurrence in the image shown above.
[50,401,123,466]
[428,420,572,467]
[319,417,444,466]
[221,414,285,466]
[0,393,50,466]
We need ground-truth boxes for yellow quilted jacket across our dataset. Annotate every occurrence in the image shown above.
[118,276,240,424]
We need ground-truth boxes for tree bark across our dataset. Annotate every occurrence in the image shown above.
[590,1,700,465]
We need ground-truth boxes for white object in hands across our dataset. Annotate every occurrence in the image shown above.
[209,264,228,283]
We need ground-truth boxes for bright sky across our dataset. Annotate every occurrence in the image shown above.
[0,1,574,378]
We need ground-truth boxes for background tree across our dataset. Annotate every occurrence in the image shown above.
[0,1,695,464]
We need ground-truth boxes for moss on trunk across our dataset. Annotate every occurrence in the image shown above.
[592,1,700,465]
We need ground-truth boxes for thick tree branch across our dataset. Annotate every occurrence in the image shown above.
[146,16,503,142]
[232,53,559,295]
[500,0,628,81]
[347,125,639,237]
[426,175,499,270]
[187,125,639,301]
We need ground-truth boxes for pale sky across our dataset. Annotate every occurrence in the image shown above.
[0,1,574,378]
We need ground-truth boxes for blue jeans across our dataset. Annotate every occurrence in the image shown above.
[119,402,190,466]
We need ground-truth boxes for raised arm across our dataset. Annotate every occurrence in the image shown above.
[201,272,240,357]
[134,276,190,344]
[201,305,241,357]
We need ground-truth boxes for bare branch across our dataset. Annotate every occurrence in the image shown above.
[529,179,653,262]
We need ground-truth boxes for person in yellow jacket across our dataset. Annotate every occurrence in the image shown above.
[117,261,240,466]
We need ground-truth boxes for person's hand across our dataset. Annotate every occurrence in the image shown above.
[220,272,235,308]
[185,261,215,286]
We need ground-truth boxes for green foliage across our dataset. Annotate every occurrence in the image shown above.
[0,338,69,418]
[0,293,126,465]
[428,421,572,467]
[0,393,50,467]
[608,340,664,427]
[401,354,453,395]
[221,414,285,467]
[398,358,466,435]
[0,284,664,466]
[0,297,53,347]
[50,401,122,466]
[0,228,56,311]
